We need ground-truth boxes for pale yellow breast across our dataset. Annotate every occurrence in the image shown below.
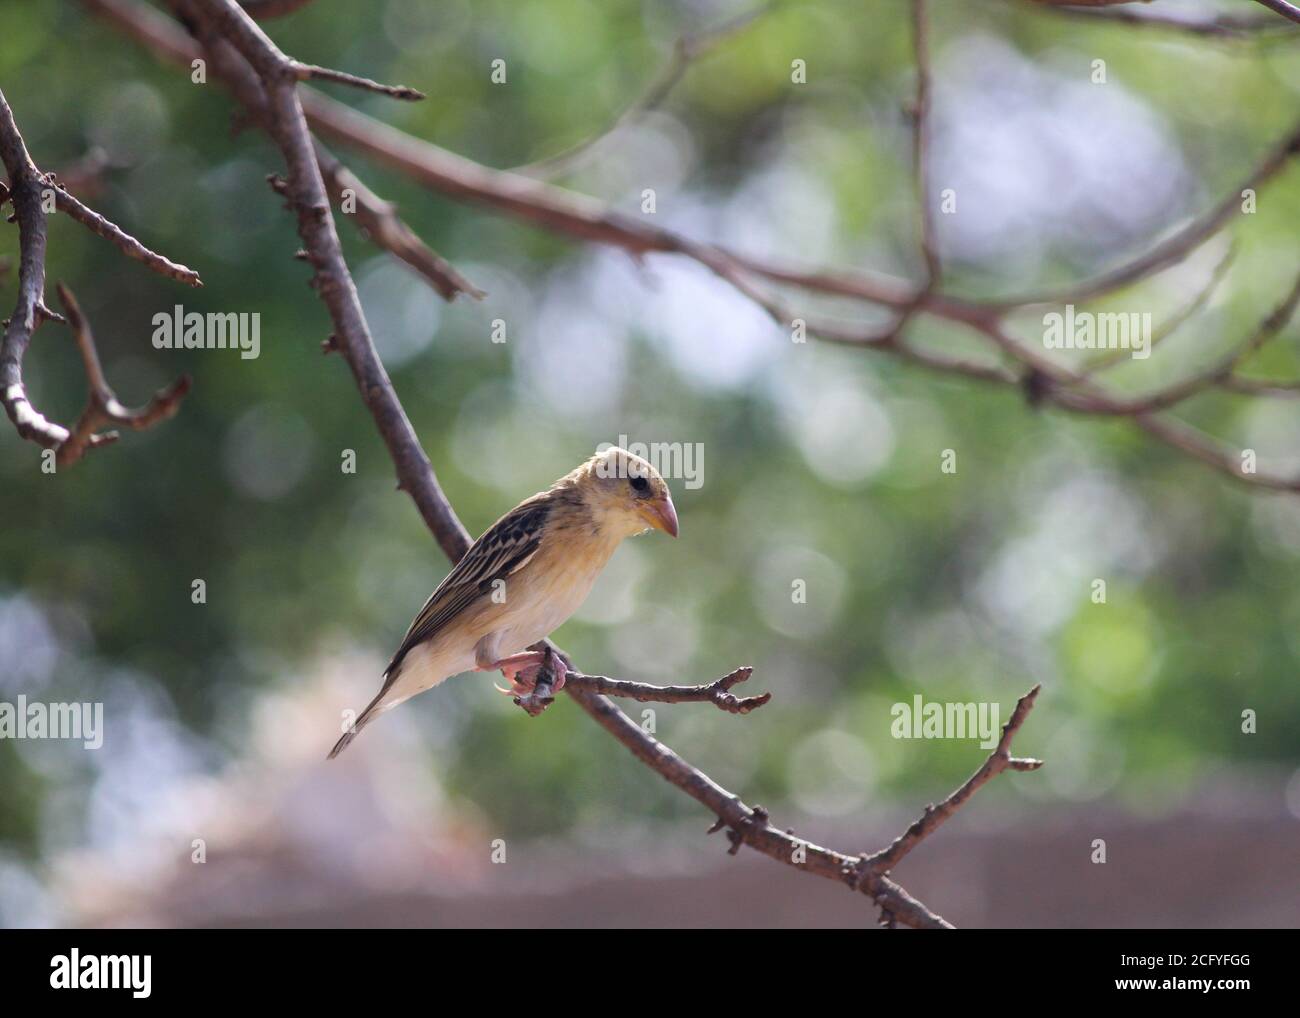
[480,529,621,657]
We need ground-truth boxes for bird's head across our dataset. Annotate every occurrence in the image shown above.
[570,446,679,540]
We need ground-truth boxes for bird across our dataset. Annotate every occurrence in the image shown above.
[328,446,679,758]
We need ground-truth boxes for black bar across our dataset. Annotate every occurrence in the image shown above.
[0,929,1282,1005]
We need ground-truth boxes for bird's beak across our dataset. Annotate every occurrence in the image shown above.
[640,492,679,538]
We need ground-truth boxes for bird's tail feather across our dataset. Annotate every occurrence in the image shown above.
[328,648,443,759]
[326,723,363,760]
[326,689,387,760]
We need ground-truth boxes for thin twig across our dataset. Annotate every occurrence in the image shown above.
[316,142,483,300]
[1049,271,1300,417]
[1027,0,1298,39]
[864,684,1043,875]
[511,4,771,178]
[564,666,772,715]
[1028,0,1200,7]
[986,118,1300,309]
[292,62,424,102]
[1081,242,1236,376]
[53,185,202,286]
[51,147,113,196]
[1219,375,1300,396]
[910,0,941,288]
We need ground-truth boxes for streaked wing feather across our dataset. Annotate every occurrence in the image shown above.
[381,495,552,684]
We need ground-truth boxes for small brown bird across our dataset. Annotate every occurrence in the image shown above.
[328,447,679,758]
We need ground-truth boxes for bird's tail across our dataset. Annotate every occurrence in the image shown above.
[327,690,386,760]
[326,723,363,760]
[329,648,437,758]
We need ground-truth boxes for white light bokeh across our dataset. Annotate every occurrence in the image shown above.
[222,403,316,501]
[788,727,876,817]
[767,353,896,486]
[357,257,445,369]
[931,35,1192,279]
[752,544,847,639]
[0,595,59,695]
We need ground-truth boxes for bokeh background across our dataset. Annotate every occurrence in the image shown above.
[2,0,1300,927]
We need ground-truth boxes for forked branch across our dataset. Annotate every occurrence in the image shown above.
[864,685,1043,874]
[1,87,197,461]
[54,283,191,467]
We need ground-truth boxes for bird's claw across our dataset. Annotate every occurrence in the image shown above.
[493,649,566,719]
[496,657,566,697]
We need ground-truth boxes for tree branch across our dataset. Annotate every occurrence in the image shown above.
[90,0,1300,491]
[1253,0,1300,26]
[239,0,313,18]
[0,87,65,449]
[290,68,1300,490]
[562,678,961,929]
[181,0,471,559]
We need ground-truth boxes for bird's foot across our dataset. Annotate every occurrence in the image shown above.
[514,648,566,718]
[487,649,566,697]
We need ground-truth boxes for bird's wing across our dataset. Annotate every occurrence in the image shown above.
[381,494,553,683]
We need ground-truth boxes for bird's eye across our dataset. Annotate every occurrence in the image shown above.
[630,475,649,492]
